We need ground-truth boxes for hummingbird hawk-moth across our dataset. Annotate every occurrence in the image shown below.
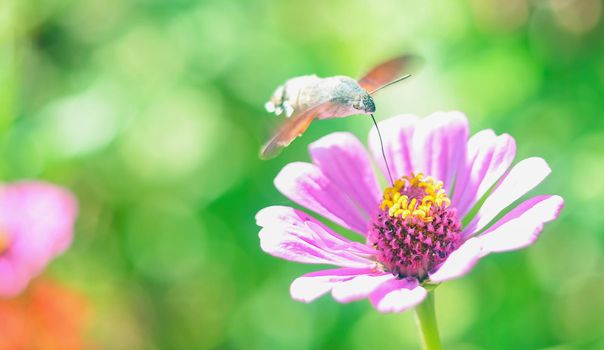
[260,55,417,159]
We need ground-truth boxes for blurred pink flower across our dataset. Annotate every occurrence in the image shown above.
[256,112,563,313]
[0,182,78,297]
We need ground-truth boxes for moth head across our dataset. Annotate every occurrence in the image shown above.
[352,93,376,113]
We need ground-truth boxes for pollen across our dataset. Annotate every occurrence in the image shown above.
[380,173,451,223]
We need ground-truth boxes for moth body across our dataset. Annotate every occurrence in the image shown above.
[260,55,415,159]
[265,75,375,119]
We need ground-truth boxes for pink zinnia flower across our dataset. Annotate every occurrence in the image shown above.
[256,112,563,312]
[0,182,78,297]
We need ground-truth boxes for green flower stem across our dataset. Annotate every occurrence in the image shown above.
[414,290,442,350]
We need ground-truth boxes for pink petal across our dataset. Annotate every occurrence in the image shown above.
[429,195,563,283]
[452,130,516,219]
[368,115,419,181]
[411,112,469,191]
[0,182,78,297]
[290,268,392,303]
[463,157,551,237]
[428,237,485,283]
[369,112,468,191]
[0,258,27,297]
[309,132,381,224]
[256,206,376,268]
[331,272,394,303]
[479,195,564,253]
[369,278,427,313]
[274,162,370,235]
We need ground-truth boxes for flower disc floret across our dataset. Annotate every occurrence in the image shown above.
[369,173,462,280]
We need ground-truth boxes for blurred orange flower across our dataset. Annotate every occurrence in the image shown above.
[0,279,91,350]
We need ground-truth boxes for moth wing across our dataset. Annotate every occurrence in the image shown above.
[260,101,341,159]
[357,55,418,92]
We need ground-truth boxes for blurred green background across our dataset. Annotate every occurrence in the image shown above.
[1,0,603,348]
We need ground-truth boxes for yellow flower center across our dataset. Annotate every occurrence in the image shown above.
[379,173,451,222]
[370,173,461,280]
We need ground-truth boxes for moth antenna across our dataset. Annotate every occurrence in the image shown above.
[369,74,412,95]
[370,113,394,186]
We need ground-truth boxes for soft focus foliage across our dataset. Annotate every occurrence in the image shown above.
[1,0,603,348]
